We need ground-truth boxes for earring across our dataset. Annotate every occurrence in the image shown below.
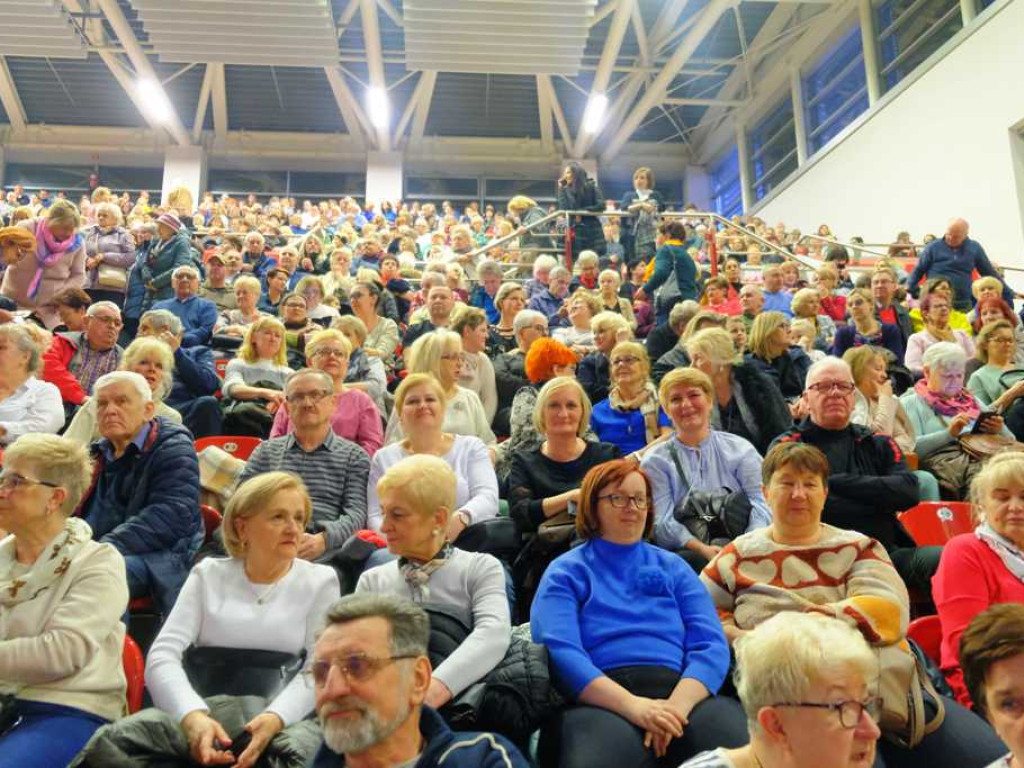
[433,528,442,536]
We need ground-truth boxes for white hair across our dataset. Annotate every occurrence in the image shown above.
[533,255,558,277]
[93,371,153,403]
[805,356,853,385]
[513,309,547,334]
[86,301,122,318]
[172,264,200,279]
[922,341,968,372]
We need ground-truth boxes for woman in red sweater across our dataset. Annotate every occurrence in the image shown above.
[933,451,1024,706]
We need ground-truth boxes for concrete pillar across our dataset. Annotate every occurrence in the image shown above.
[960,0,978,25]
[161,145,206,210]
[365,150,403,209]
[859,0,883,105]
[735,120,753,213]
[685,165,713,211]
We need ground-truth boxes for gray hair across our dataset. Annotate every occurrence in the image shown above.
[284,367,335,394]
[669,300,700,332]
[549,266,570,281]
[86,301,121,319]
[477,259,503,279]
[93,370,153,403]
[140,309,183,336]
[94,201,123,226]
[577,250,599,268]
[321,594,429,658]
[172,264,200,279]
[419,271,445,291]
[2,434,93,517]
[922,341,968,372]
[245,231,266,248]
[0,323,45,376]
[532,254,557,277]
[121,337,175,401]
[513,309,547,334]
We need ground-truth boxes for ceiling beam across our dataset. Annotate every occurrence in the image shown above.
[576,0,635,157]
[191,64,212,143]
[210,62,228,142]
[536,74,555,153]
[358,0,391,150]
[393,70,433,145]
[664,97,747,107]
[93,0,191,146]
[409,70,437,143]
[0,56,27,132]
[537,74,576,158]
[601,0,734,163]
[589,1,618,27]
[375,0,404,27]
[324,66,369,150]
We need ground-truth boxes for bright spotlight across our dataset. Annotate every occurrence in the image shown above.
[367,87,390,129]
[583,93,608,134]
[136,79,173,124]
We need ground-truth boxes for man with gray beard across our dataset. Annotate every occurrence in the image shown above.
[310,594,527,768]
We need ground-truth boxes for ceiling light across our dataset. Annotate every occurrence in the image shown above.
[136,79,173,124]
[367,87,390,129]
[583,93,608,134]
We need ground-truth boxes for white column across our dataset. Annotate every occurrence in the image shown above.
[735,120,753,213]
[161,145,206,208]
[685,165,713,210]
[960,0,978,25]
[790,68,809,166]
[859,0,883,105]
[0,146,6,190]
[366,151,404,209]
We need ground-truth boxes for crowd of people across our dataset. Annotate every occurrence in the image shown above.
[0,170,1021,768]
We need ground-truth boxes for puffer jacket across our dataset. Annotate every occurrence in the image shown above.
[70,694,322,768]
[140,230,193,309]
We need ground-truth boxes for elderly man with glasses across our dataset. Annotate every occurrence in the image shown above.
[770,357,939,591]
[42,300,124,412]
[152,265,219,348]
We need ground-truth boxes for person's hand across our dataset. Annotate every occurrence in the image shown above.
[233,712,284,768]
[557,304,569,317]
[948,412,973,437]
[723,625,748,647]
[146,280,156,292]
[297,532,327,560]
[446,513,468,543]
[300,257,314,272]
[627,696,685,741]
[85,256,100,271]
[790,396,809,420]
[240,263,254,272]
[697,541,722,561]
[425,679,453,710]
[159,330,181,352]
[181,710,235,766]
[980,414,1005,435]
[0,309,14,325]
[566,488,581,506]
[1006,380,1024,403]
[877,377,893,399]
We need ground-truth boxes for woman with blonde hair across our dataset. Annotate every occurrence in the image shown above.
[591,341,670,457]
[452,305,497,423]
[221,316,292,436]
[214,275,264,337]
[294,274,339,325]
[383,330,494,445]
[790,287,837,350]
[82,201,135,305]
[331,314,387,413]
[491,281,526,351]
[843,344,916,455]
[745,311,811,400]
[553,288,602,352]
[507,195,548,251]
[1,199,85,328]
[144,472,339,768]
[597,268,637,330]
[578,310,633,405]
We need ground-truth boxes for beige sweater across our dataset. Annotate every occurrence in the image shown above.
[0,535,128,721]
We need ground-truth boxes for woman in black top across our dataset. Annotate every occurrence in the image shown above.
[556,162,606,260]
[743,311,812,401]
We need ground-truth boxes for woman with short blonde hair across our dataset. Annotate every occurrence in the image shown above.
[144,471,338,768]
[591,341,670,457]
[746,311,811,400]
[221,316,291,436]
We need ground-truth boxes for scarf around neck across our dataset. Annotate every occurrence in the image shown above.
[399,541,453,602]
[976,522,1024,584]
[0,517,92,608]
[609,382,661,445]
[913,378,980,420]
[29,219,81,300]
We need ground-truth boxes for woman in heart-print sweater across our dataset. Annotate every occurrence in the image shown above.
[700,440,1006,768]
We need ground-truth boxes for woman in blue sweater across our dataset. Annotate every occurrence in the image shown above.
[531,460,748,768]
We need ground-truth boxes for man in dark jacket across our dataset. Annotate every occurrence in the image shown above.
[139,309,222,438]
[311,594,528,768]
[769,357,937,591]
[79,371,201,614]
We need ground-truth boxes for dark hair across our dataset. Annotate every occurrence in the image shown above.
[354,280,382,310]
[960,603,1024,718]
[52,287,92,310]
[576,459,654,541]
[281,291,307,308]
[562,161,589,194]
[660,220,687,241]
[761,442,830,486]
[825,245,850,263]
[921,276,955,304]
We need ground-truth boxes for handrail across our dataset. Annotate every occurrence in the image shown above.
[795,231,893,260]
[465,209,566,261]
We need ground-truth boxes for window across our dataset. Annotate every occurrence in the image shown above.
[748,97,798,202]
[710,148,743,218]
[405,177,479,201]
[877,0,962,90]
[4,164,162,194]
[483,179,556,202]
[803,28,869,153]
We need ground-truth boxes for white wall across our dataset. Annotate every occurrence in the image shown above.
[753,0,1024,282]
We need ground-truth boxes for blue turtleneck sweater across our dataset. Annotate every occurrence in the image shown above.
[531,537,729,698]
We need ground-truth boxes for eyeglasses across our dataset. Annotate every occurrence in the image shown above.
[312,348,348,359]
[773,698,883,729]
[530,324,548,335]
[89,315,123,328]
[306,653,418,686]
[285,390,332,405]
[612,356,640,367]
[0,471,59,492]
[598,493,649,510]
[807,381,856,395]
[283,302,306,309]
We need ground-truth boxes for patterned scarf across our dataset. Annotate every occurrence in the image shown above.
[398,541,453,602]
[609,382,661,445]
[0,517,92,608]
[976,522,1024,585]
[912,378,980,420]
[28,219,82,300]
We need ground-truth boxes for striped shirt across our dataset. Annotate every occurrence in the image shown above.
[239,429,370,551]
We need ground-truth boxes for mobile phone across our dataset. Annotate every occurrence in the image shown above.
[228,729,254,758]
[972,411,998,434]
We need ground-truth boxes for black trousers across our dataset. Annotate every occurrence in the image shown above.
[873,695,1006,767]
[889,546,942,593]
[538,666,748,768]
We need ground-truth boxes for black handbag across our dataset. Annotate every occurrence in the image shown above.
[183,646,305,701]
[0,693,19,738]
[668,443,752,545]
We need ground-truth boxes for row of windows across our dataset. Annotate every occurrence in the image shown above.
[711,0,983,216]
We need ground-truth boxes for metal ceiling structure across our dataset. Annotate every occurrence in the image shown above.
[0,0,841,164]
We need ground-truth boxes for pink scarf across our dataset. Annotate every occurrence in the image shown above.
[28,219,81,300]
[912,378,980,420]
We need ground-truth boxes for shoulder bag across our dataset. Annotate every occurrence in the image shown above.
[668,442,751,545]
[877,642,945,748]
[183,646,305,701]
[96,264,128,290]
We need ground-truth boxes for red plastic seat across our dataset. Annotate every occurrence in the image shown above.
[194,435,262,460]
[908,615,942,666]
[200,504,223,544]
[213,358,230,379]
[898,502,976,547]
[123,634,146,713]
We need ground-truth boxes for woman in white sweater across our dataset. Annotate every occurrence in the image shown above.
[145,472,339,768]
[0,434,128,768]
[383,330,495,446]
[368,373,499,542]
[453,305,498,423]
[358,454,510,711]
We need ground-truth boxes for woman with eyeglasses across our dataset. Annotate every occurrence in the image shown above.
[680,612,882,768]
[702,440,1007,768]
[269,330,383,456]
[143,472,339,768]
[831,287,906,364]
[591,342,670,458]
[278,292,321,360]
[532,459,748,768]
[294,275,339,326]
[905,292,975,377]
[0,434,128,768]
[967,320,1024,441]
[0,324,63,446]
[331,315,388,416]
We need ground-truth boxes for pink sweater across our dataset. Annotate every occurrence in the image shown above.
[932,533,1024,706]
[270,388,383,457]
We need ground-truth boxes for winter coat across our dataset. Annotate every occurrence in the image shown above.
[140,231,193,309]
[166,345,220,410]
[744,346,812,400]
[723,361,794,454]
[82,224,136,290]
[0,217,86,328]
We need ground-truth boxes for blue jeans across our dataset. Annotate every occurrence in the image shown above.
[124,549,192,615]
[0,700,108,768]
